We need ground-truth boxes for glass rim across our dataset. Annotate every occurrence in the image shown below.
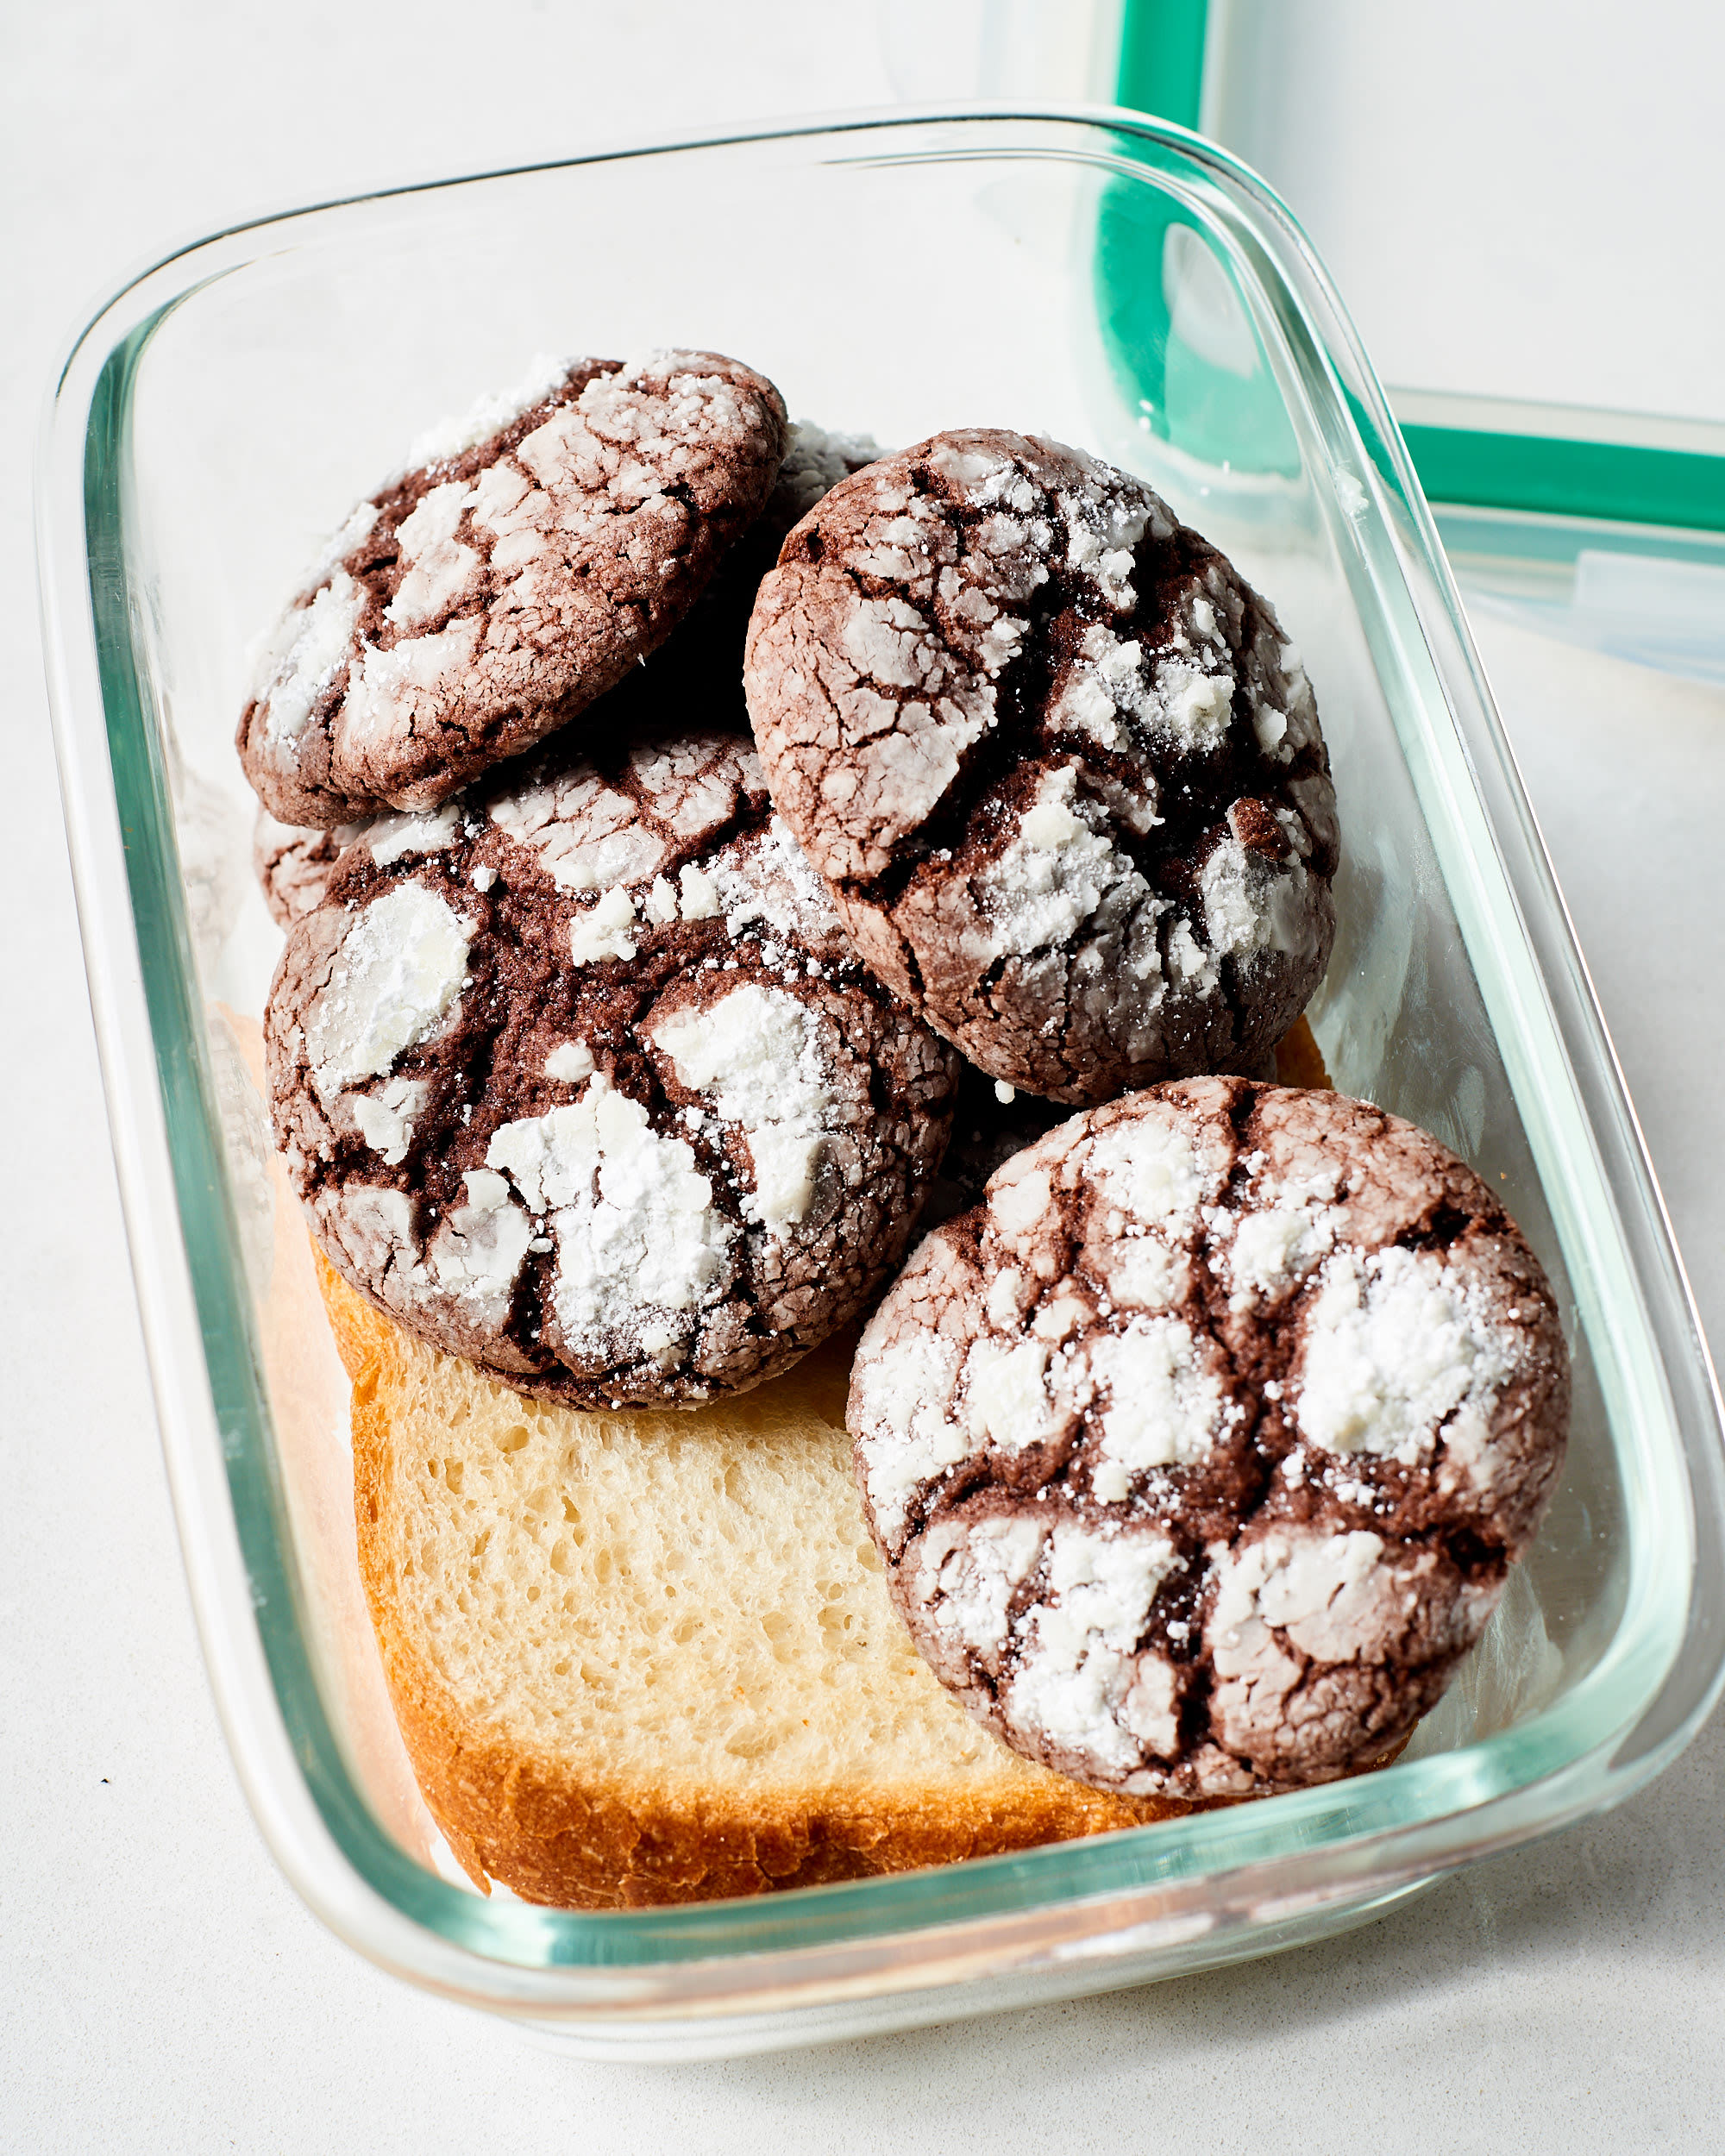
[35,103,1725,2014]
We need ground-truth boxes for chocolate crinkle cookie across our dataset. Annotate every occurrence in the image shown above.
[850,1080,1569,1797]
[247,420,875,928]
[265,724,960,1407]
[743,429,1339,1103]
[238,351,788,828]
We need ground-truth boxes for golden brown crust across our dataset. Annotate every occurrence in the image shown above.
[379,1714,1186,1909]
[317,1240,380,1383]
[1273,1011,1332,1090]
[317,1245,1194,1905]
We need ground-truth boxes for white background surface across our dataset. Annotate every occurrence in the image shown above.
[5,4,1723,2148]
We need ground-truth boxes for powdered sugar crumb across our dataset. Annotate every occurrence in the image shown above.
[855,1332,969,1545]
[543,1040,595,1085]
[1082,1318,1231,1501]
[1005,1523,1182,1771]
[1297,1246,1513,1472]
[486,1074,734,1365]
[405,353,574,470]
[651,983,838,1235]
[253,573,365,749]
[304,881,468,1104]
[567,884,639,966]
[918,1515,1046,1658]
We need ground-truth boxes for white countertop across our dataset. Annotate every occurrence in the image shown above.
[6,6,1723,2147]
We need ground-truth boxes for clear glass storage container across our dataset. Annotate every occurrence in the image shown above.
[36,110,1725,2059]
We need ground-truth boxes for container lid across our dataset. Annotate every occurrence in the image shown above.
[1389,389,1725,682]
[1107,0,1725,639]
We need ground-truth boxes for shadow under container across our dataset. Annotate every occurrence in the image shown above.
[37,110,1725,2059]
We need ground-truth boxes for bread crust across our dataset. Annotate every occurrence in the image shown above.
[323,1248,1194,1908]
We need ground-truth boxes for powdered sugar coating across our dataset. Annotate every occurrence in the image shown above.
[850,1079,1569,1797]
[267,722,959,1407]
[238,352,787,828]
[744,429,1337,1101]
[301,881,471,1105]
[253,808,370,928]
[486,1075,737,1369]
[652,982,837,1233]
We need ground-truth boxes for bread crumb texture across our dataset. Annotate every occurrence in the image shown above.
[319,1250,1185,1908]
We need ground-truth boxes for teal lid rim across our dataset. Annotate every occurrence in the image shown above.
[1114,0,1209,133]
[1396,422,1725,537]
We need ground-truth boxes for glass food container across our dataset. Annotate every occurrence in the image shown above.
[36,110,1725,2060]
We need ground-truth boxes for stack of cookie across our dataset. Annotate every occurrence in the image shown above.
[242,351,1568,1890]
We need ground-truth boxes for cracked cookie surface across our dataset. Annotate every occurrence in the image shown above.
[266,723,959,1407]
[248,420,874,925]
[850,1080,1568,1797]
[239,351,787,828]
[743,430,1339,1103]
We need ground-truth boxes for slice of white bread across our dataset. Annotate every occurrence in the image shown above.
[319,1020,1337,1908]
[318,1250,1191,1908]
